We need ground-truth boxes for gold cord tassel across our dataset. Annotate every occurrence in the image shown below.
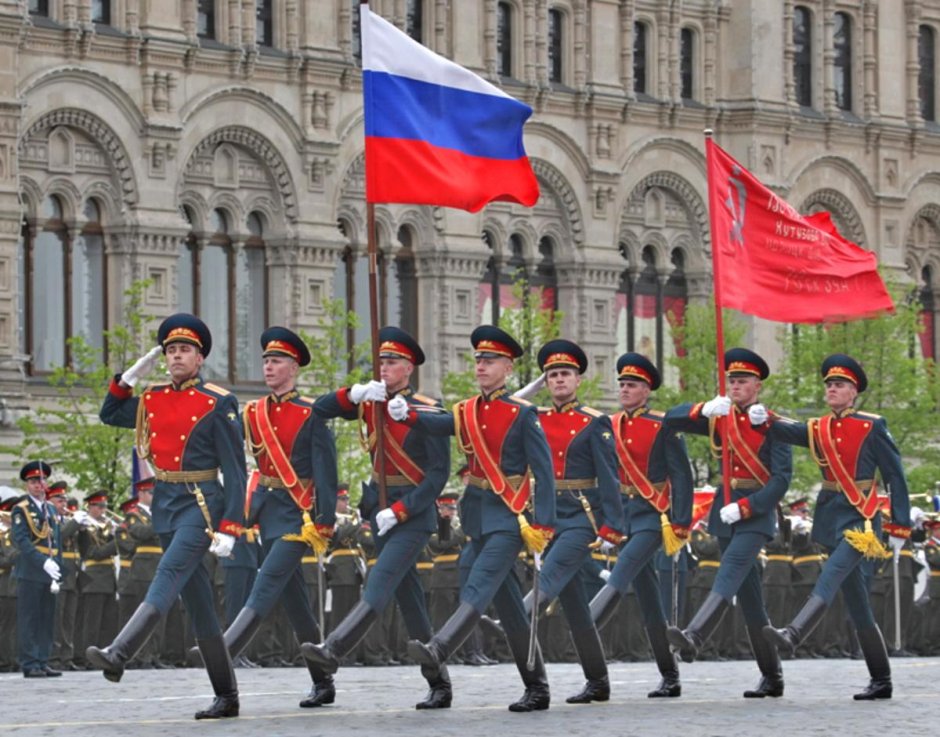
[660,513,686,557]
[843,518,887,559]
[518,514,549,555]
[283,511,329,557]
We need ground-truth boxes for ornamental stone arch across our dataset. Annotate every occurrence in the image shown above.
[531,158,584,250]
[799,188,866,248]
[19,108,139,207]
[180,126,298,225]
[905,203,940,282]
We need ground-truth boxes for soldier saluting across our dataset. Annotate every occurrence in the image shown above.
[91,314,246,720]
[395,325,556,712]
[762,354,911,700]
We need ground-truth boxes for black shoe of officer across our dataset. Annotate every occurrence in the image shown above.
[299,677,336,708]
[416,667,452,710]
[508,683,550,712]
[566,677,610,704]
[194,694,240,719]
[743,676,784,698]
[648,674,681,698]
[853,678,892,700]
[43,666,63,677]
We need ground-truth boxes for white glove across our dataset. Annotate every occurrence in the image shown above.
[513,372,546,401]
[43,558,61,582]
[888,535,906,554]
[598,569,611,582]
[209,532,236,559]
[747,403,768,425]
[387,395,409,422]
[719,503,742,525]
[122,345,163,387]
[702,395,732,418]
[596,538,617,554]
[349,379,387,404]
[72,510,91,526]
[376,508,398,537]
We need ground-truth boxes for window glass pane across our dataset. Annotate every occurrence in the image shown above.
[680,28,694,100]
[793,7,812,106]
[920,25,935,122]
[634,22,647,95]
[91,0,110,24]
[41,195,62,220]
[235,247,266,382]
[384,252,401,328]
[17,226,25,355]
[71,230,105,355]
[247,212,264,237]
[199,244,229,380]
[178,242,194,313]
[497,2,512,77]
[353,253,371,349]
[29,0,49,15]
[32,230,65,371]
[198,0,215,39]
[406,0,423,43]
[210,209,228,235]
[833,12,852,111]
[352,0,361,60]
[548,9,563,84]
[256,0,272,46]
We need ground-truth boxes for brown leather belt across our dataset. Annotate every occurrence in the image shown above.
[468,474,525,490]
[729,478,762,490]
[820,479,874,492]
[619,481,666,497]
[154,468,219,483]
[371,473,414,487]
[555,478,597,491]
[259,474,312,490]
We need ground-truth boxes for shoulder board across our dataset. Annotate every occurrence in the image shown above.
[13,499,29,512]
[411,393,440,407]
[202,382,231,397]
[855,411,882,420]
[646,409,665,418]
[580,406,604,418]
[507,395,532,407]
[413,404,447,414]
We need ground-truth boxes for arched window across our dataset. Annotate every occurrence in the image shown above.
[634,22,648,95]
[533,237,558,310]
[680,28,695,101]
[28,0,48,16]
[256,0,273,47]
[920,25,936,122]
[27,195,67,372]
[920,265,936,360]
[197,0,216,40]
[548,8,564,84]
[497,2,513,78]
[406,0,423,43]
[91,0,110,25]
[396,226,418,338]
[481,231,501,324]
[178,207,197,314]
[72,198,106,359]
[633,247,659,364]
[793,6,812,107]
[351,0,362,61]
[833,12,852,112]
[235,212,268,382]
[200,209,232,381]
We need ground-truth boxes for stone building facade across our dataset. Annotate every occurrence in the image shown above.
[0,0,939,457]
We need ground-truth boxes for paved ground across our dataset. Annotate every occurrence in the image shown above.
[2,657,938,736]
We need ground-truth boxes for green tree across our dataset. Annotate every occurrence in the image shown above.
[298,298,372,508]
[4,281,156,501]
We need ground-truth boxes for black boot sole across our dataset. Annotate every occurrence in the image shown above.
[300,643,340,675]
[85,648,123,683]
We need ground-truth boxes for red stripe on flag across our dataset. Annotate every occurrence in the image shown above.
[366,137,539,213]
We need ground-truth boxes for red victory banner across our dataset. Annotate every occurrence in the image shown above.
[706,136,894,324]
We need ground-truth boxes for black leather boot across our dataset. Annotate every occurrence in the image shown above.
[299,674,336,708]
[762,594,827,657]
[566,625,610,704]
[743,624,783,698]
[190,606,266,668]
[647,621,681,698]
[504,624,550,712]
[408,602,480,668]
[86,603,161,683]
[853,626,892,700]
[415,663,452,709]
[588,584,622,632]
[666,592,729,663]
[193,634,239,719]
[301,601,378,675]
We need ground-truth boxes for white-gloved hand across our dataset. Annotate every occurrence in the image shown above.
[702,395,732,418]
[209,532,236,559]
[598,569,611,582]
[349,379,387,404]
[719,503,742,525]
[376,508,398,537]
[72,510,91,526]
[888,535,906,554]
[43,558,61,582]
[747,403,768,425]
[513,372,546,401]
[596,538,617,554]
[387,395,409,421]
[122,345,163,387]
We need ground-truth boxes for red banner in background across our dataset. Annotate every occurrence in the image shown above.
[707,138,894,324]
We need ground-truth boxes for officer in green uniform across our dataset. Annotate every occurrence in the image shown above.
[76,491,118,654]
[0,492,21,672]
[47,482,81,670]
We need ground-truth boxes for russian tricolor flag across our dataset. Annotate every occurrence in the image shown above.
[361,4,540,213]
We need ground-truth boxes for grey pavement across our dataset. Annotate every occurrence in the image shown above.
[2,657,938,736]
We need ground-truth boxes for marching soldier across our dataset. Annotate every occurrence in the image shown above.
[587,352,692,698]
[92,313,246,719]
[398,325,556,712]
[303,326,452,710]
[763,355,911,700]
[520,340,624,704]
[77,491,118,655]
[196,326,339,706]
[666,348,791,698]
[47,481,81,671]
[12,460,63,677]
